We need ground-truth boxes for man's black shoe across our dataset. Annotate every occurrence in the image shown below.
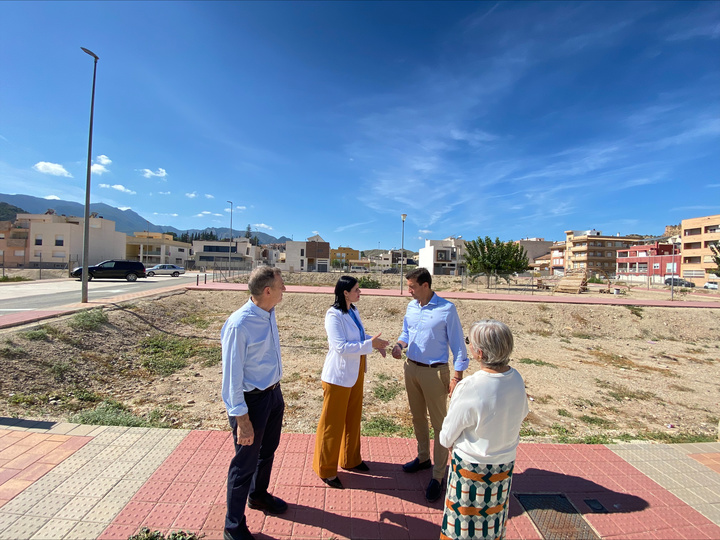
[247,493,288,515]
[403,457,432,473]
[425,478,443,502]
[342,461,370,472]
[223,522,255,540]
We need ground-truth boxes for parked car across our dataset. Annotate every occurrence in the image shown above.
[703,281,718,290]
[146,264,185,277]
[350,266,369,273]
[664,277,695,288]
[71,260,146,282]
[382,267,400,274]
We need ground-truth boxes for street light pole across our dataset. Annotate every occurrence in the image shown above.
[227,201,233,270]
[80,47,98,303]
[400,213,407,294]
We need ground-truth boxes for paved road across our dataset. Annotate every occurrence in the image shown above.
[0,274,207,314]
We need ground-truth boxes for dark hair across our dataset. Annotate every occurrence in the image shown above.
[332,275,358,313]
[406,267,432,288]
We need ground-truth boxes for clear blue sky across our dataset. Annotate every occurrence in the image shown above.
[1,1,718,251]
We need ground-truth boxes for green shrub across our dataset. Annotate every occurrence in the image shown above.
[373,381,402,402]
[128,527,204,540]
[518,358,557,368]
[0,276,32,282]
[49,360,72,381]
[138,334,194,375]
[0,340,27,358]
[69,309,108,331]
[362,415,413,437]
[22,327,49,341]
[358,276,381,289]
[70,399,169,428]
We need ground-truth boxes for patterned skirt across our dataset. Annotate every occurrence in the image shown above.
[440,453,515,540]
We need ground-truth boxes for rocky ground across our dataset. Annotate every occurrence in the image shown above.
[1,282,718,444]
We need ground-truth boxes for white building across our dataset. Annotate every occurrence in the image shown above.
[15,211,127,268]
[126,232,191,267]
[418,237,466,276]
[276,235,330,272]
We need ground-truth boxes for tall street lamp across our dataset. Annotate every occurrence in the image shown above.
[400,213,407,294]
[80,47,98,303]
[227,201,233,266]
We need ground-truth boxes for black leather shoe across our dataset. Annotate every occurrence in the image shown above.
[322,476,344,489]
[342,461,370,472]
[247,493,288,515]
[426,478,442,502]
[403,457,432,473]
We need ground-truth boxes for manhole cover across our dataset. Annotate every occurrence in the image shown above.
[516,494,600,540]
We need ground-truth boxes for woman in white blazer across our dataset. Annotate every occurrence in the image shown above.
[312,275,389,489]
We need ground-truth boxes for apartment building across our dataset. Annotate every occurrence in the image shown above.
[550,242,566,275]
[192,239,248,270]
[418,237,466,276]
[330,246,360,269]
[564,229,641,277]
[616,241,680,284]
[680,214,720,286]
[0,220,29,268]
[277,235,330,272]
[126,232,191,267]
[10,212,126,268]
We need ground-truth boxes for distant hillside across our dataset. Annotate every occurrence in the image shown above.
[0,193,287,244]
[0,202,27,221]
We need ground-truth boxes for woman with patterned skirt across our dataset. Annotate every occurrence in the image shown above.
[439,320,529,540]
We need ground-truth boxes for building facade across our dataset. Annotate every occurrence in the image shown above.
[330,246,360,270]
[680,214,720,286]
[191,239,248,270]
[126,232,191,267]
[615,241,680,284]
[550,242,566,275]
[277,235,330,272]
[564,229,640,277]
[418,237,466,276]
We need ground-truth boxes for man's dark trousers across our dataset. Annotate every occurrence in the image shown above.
[225,385,284,540]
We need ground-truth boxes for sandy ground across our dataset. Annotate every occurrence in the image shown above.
[1,281,718,443]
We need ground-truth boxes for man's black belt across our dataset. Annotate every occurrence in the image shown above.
[244,382,280,395]
[407,359,444,368]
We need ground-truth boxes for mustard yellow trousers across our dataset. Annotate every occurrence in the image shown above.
[312,355,366,479]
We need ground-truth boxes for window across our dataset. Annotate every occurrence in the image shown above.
[55,235,64,246]
[606,252,613,257]
[653,262,660,270]
[34,250,42,257]
[300,259,304,268]
[178,248,185,252]
[14,250,24,256]
[52,251,65,259]
[35,235,42,246]
[0,233,4,239]
[300,249,305,256]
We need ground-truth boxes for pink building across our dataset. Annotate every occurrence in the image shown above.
[616,242,680,284]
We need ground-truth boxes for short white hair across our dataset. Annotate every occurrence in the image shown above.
[468,320,514,367]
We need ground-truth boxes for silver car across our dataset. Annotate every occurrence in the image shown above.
[146,264,185,277]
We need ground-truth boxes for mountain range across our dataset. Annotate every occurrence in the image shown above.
[0,193,291,245]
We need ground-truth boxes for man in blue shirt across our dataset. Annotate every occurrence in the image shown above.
[221,266,287,540]
[391,267,468,503]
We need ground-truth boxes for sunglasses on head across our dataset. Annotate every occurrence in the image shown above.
[465,336,470,345]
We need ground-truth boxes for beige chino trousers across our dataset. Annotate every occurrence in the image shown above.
[403,358,451,481]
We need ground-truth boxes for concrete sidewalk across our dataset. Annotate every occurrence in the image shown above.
[1,418,719,539]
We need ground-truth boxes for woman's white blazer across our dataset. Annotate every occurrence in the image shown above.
[321,306,373,388]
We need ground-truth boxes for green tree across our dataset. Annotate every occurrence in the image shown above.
[331,258,343,269]
[710,242,720,277]
[464,236,530,288]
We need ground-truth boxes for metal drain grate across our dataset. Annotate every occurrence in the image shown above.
[516,494,601,540]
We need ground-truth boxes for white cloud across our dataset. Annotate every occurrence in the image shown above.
[204,194,214,199]
[158,191,171,195]
[91,163,109,175]
[237,205,246,210]
[185,191,198,198]
[141,168,168,179]
[418,229,432,234]
[33,161,72,177]
[450,128,499,146]
[312,230,320,235]
[153,212,179,217]
[45,195,61,200]
[119,207,132,211]
[96,155,112,166]
[99,183,136,195]
[253,223,273,230]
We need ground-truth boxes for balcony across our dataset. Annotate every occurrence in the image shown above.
[6,239,26,247]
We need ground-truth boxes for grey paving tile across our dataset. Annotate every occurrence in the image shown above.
[30,518,76,540]
[0,515,48,540]
[63,424,99,437]
[95,445,132,461]
[63,520,107,540]
[112,431,147,446]
[52,474,93,496]
[81,495,128,523]
[117,447,151,462]
[670,487,714,506]
[99,460,136,478]
[0,491,45,514]
[46,423,80,435]
[694,502,720,524]
[56,496,100,521]
[86,426,110,437]
[106,479,145,498]
[79,476,119,499]
[26,473,68,493]
[0,513,20,535]
[26,492,73,518]
[123,462,162,480]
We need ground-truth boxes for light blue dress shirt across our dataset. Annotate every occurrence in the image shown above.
[398,293,468,372]
[221,299,282,417]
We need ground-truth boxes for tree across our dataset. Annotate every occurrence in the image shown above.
[331,258,343,269]
[464,236,530,288]
[710,242,720,277]
[245,224,252,239]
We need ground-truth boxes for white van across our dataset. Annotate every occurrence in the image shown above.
[703,281,718,290]
[350,266,369,273]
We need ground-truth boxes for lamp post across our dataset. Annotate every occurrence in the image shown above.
[400,213,407,294]
[227,201,233,269]
[80,47,98,303]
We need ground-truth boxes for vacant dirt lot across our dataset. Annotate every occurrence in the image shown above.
[1,285,718,443]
